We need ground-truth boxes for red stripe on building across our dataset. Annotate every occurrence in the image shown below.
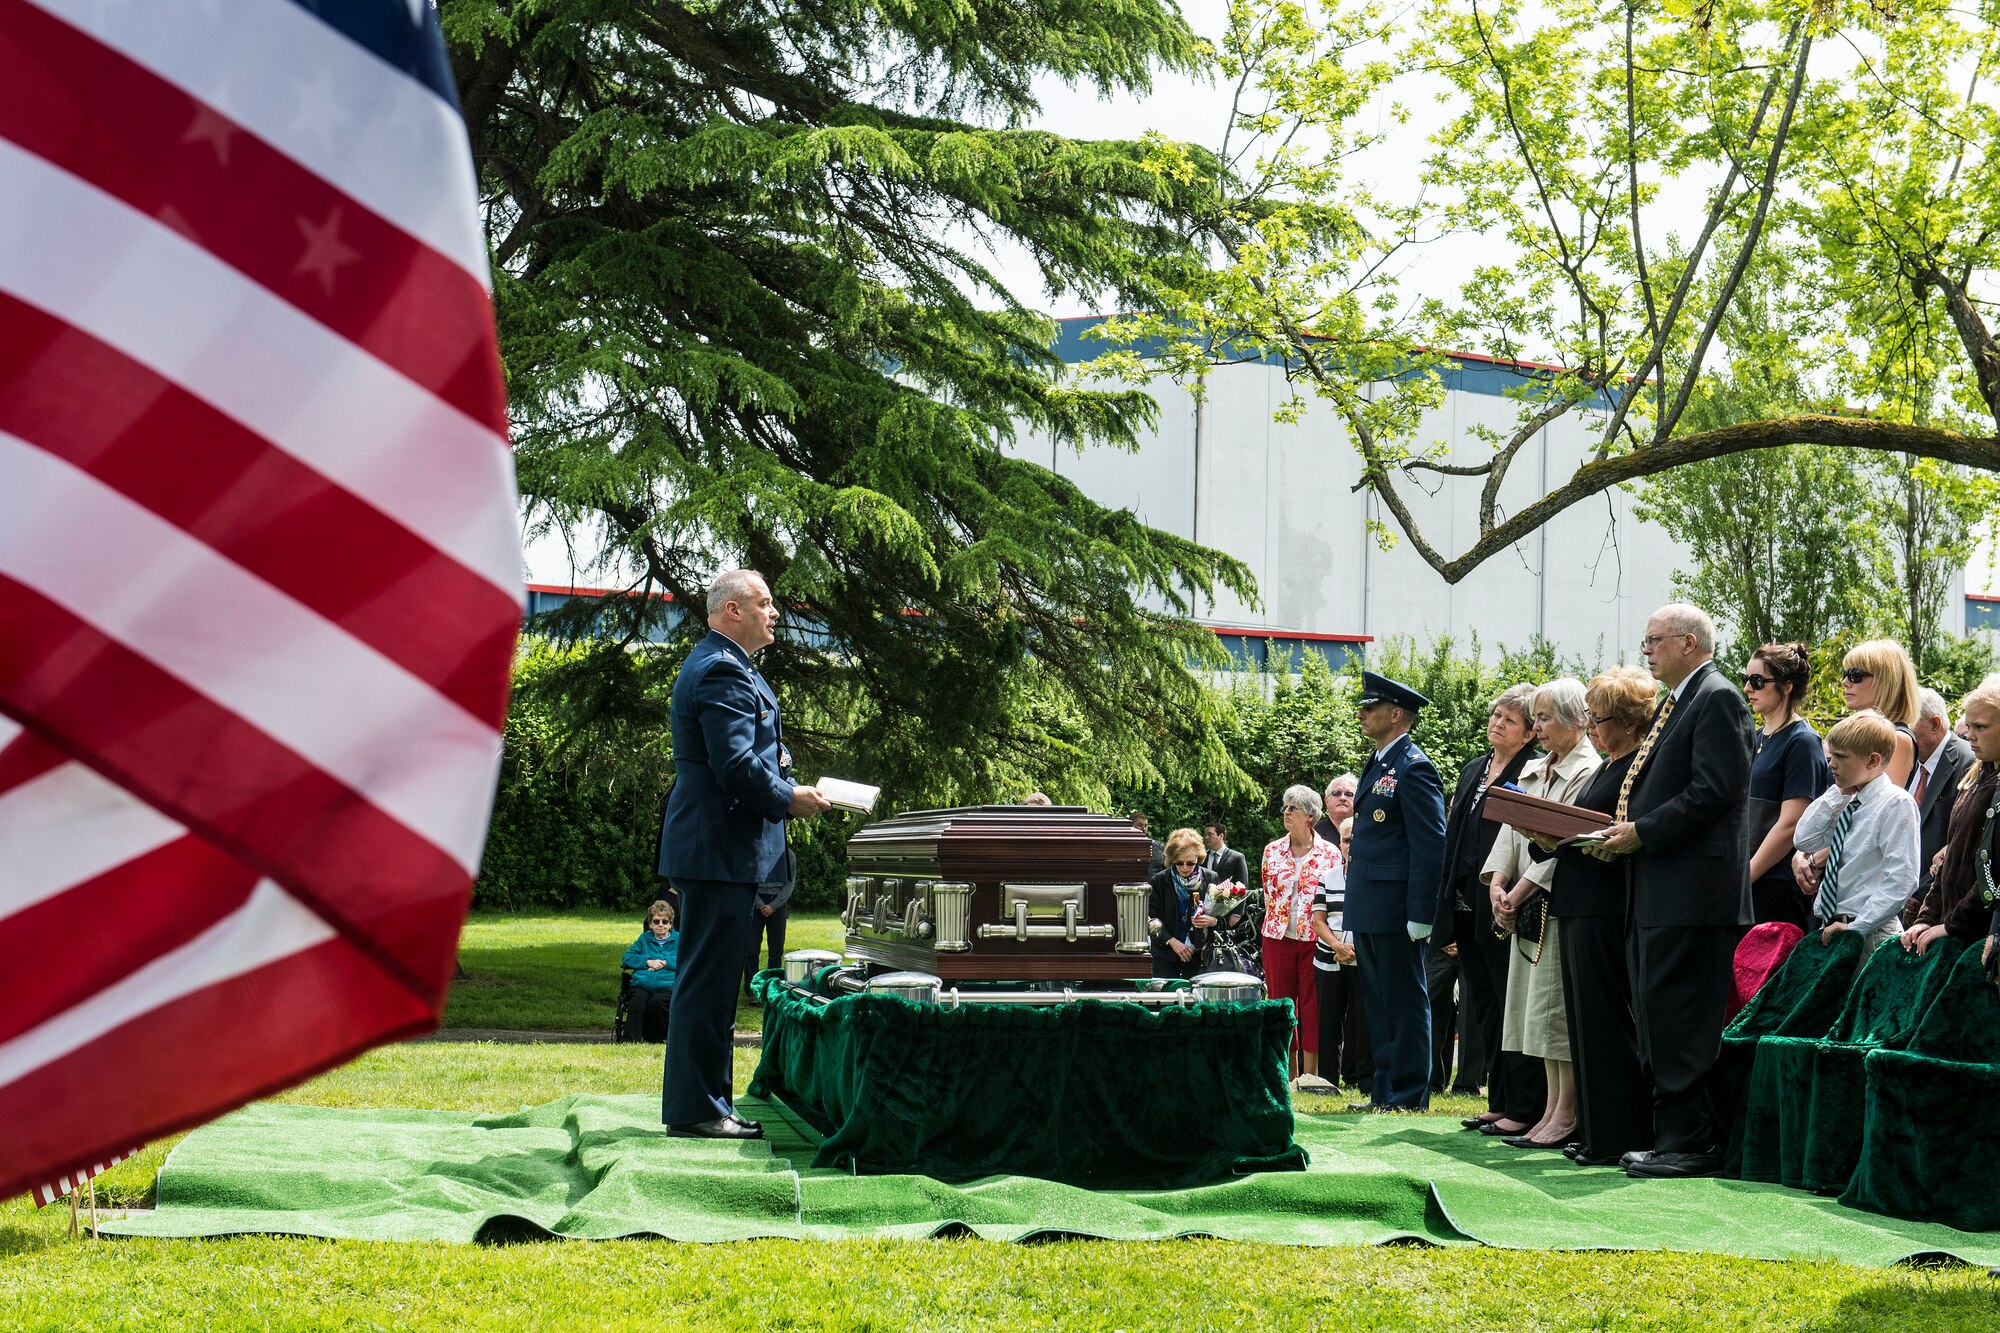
[0,292,517,723]
[0,0,505,434]
[0,575,473,1003]
[0,835,260,1045]
[0,938,433,1205]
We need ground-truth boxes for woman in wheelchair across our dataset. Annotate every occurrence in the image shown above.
[620,899,679,1043]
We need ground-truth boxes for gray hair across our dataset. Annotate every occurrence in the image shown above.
[1491,681,1536,724]
[1324,773,1359,798]
[1654,603,1716,655]
[1282,784,1325,821]
[1917,687,1949,724]
[707,568,765,617]
[1533,677,1589,731]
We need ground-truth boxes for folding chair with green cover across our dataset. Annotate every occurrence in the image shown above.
[1717,929,1866,1173]
[1736,936,1964,1194]
[1843,945,2000,1230]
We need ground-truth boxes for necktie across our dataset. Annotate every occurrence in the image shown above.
[1913,765,1929,808]
[1614,693,1677,823]
[1815,796,1863,925]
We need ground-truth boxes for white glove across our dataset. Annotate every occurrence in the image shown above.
[1407,920,1433,942]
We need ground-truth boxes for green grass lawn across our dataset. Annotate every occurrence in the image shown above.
[3,1043,1995,1330]
[444,910,849,1033]
[7,915,1998,1329]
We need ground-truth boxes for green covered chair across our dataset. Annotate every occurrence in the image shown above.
[1843,945,2000,1230]
[1718,929,1867,1174]
[1737,935,1964,1194]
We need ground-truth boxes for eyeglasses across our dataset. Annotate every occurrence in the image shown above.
[1841,668,1873,684]
[1741,673,1772,690]
[648,917,672,924]
[1282,805,1303,815]
[1640,632,1691,650]
[1172,858,1201,867]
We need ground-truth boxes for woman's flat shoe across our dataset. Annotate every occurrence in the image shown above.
[1461,1114,1499,1129]
[1503,1134,1569,1150]
[1477,1120,1527,1136]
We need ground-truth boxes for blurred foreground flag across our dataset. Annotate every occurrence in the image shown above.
[0,0,519,1201]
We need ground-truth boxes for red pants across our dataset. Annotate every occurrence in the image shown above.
[1262,936,1319,1055]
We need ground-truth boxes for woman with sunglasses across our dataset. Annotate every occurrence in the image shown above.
[1148,826,1224,981]
[1263,787,1340,1083]
[1796,640,1920,894]
[1742,643,1829,929]
[622,899,680,1043]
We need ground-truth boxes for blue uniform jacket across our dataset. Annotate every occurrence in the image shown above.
[656,630,795,885]
[623,931,679,991]
[1343,732,1449,934]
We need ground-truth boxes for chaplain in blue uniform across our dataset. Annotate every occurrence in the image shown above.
[1343,671,1449,1110]
[656,569,830,1139]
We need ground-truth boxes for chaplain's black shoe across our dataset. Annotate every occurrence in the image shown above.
[668,1117,763,1140]
[1623,1150,1720,1179]
[726,1113,762,1134]
[1565,1145,1624,1167]
[1618,1149,1648,1167]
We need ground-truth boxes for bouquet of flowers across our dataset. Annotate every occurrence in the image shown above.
[1201,880,1249,922]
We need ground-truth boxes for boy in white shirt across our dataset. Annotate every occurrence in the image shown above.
[1793,711,1919,951]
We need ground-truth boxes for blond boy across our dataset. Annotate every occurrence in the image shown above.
[1792,711,1918,950]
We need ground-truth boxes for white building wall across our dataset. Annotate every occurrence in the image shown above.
[1007,349,1686,665]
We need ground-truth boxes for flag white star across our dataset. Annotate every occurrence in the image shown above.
[181,103,237,167]
[289,68,350,151]
[294,208,360,298]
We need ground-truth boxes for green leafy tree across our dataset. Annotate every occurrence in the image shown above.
[440,0,1263,807]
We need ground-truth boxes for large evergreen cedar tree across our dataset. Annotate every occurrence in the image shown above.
[440,0,1262,806]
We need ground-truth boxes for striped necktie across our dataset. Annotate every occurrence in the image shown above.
[1614,692,1677,822]
[1815,796,1863,925]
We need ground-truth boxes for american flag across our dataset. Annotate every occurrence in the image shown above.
[0,0,519,1203]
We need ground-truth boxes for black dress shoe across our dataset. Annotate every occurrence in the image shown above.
[1502,1134,1569,1150]
[1478,1120,1527,1136]
[1624,1150,1720,1179]
[727,1113,761,1133]
[1565,1144,1624,1166]
[668,1117,764,1140]
[1619,1149,1648,1167]
[1461,1115,1494,1129]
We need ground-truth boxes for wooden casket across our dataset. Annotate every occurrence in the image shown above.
[840,806,1154,980]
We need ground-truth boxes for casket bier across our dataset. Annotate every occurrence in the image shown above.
[840,806,1154,980]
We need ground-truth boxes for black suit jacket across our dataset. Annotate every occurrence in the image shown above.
[1915,733,1976,895]
[1625,660,1755,928]
[1205,844,1250,886]
[1430,746,1537,944]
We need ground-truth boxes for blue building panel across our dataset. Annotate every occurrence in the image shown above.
[1968,596,2000,632]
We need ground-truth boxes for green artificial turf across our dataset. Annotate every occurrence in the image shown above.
[443,910,848,1033]
[6,1043,2000,1330]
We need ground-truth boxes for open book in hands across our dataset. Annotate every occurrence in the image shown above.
[812,777,880,814]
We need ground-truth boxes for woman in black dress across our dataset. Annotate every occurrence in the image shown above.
[1552,667,1658,1166]
[1742,643,1828,929]
[1432,682,1541,1133]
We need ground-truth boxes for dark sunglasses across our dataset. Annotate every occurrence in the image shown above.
[1172,858,1201,867]
[648,916,672,924]
[1841,668,1873,684]
[1741,673,1772,690]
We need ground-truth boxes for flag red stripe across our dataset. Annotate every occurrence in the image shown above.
[0,0,506,435]
[0,937,432,1205]
[0,577,472,1002]
[0,834,260,1045]
[0,721,65,798]
[0,291,517,724]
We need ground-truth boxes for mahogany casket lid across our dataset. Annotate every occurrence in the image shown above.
[843,805,1151,882]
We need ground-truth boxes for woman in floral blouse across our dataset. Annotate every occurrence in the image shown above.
[1263,784,1342,1083]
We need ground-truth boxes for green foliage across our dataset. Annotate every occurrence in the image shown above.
[441,0,1265,828]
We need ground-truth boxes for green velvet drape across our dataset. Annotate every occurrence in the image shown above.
[1736,937,1964,1193]
[1718,930,1866,1176]
[748,974,1308,1189]
[1844,946,2000,1229]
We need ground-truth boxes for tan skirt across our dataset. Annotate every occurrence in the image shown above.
[1501,912,1571,1061]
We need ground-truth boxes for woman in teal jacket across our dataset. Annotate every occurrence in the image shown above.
[622,900,679,1042]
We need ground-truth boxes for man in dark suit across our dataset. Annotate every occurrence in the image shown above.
[657,569,831,1139]
[1131,810,1167,878]
[1202,821,1250,885]
[1343,672,1448,1111]
[1907,687,1976,920]
[1587,604,1752,1178]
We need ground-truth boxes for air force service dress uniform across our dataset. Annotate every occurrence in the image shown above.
[1344,673,1449,1109]
[656,629,797,1129]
